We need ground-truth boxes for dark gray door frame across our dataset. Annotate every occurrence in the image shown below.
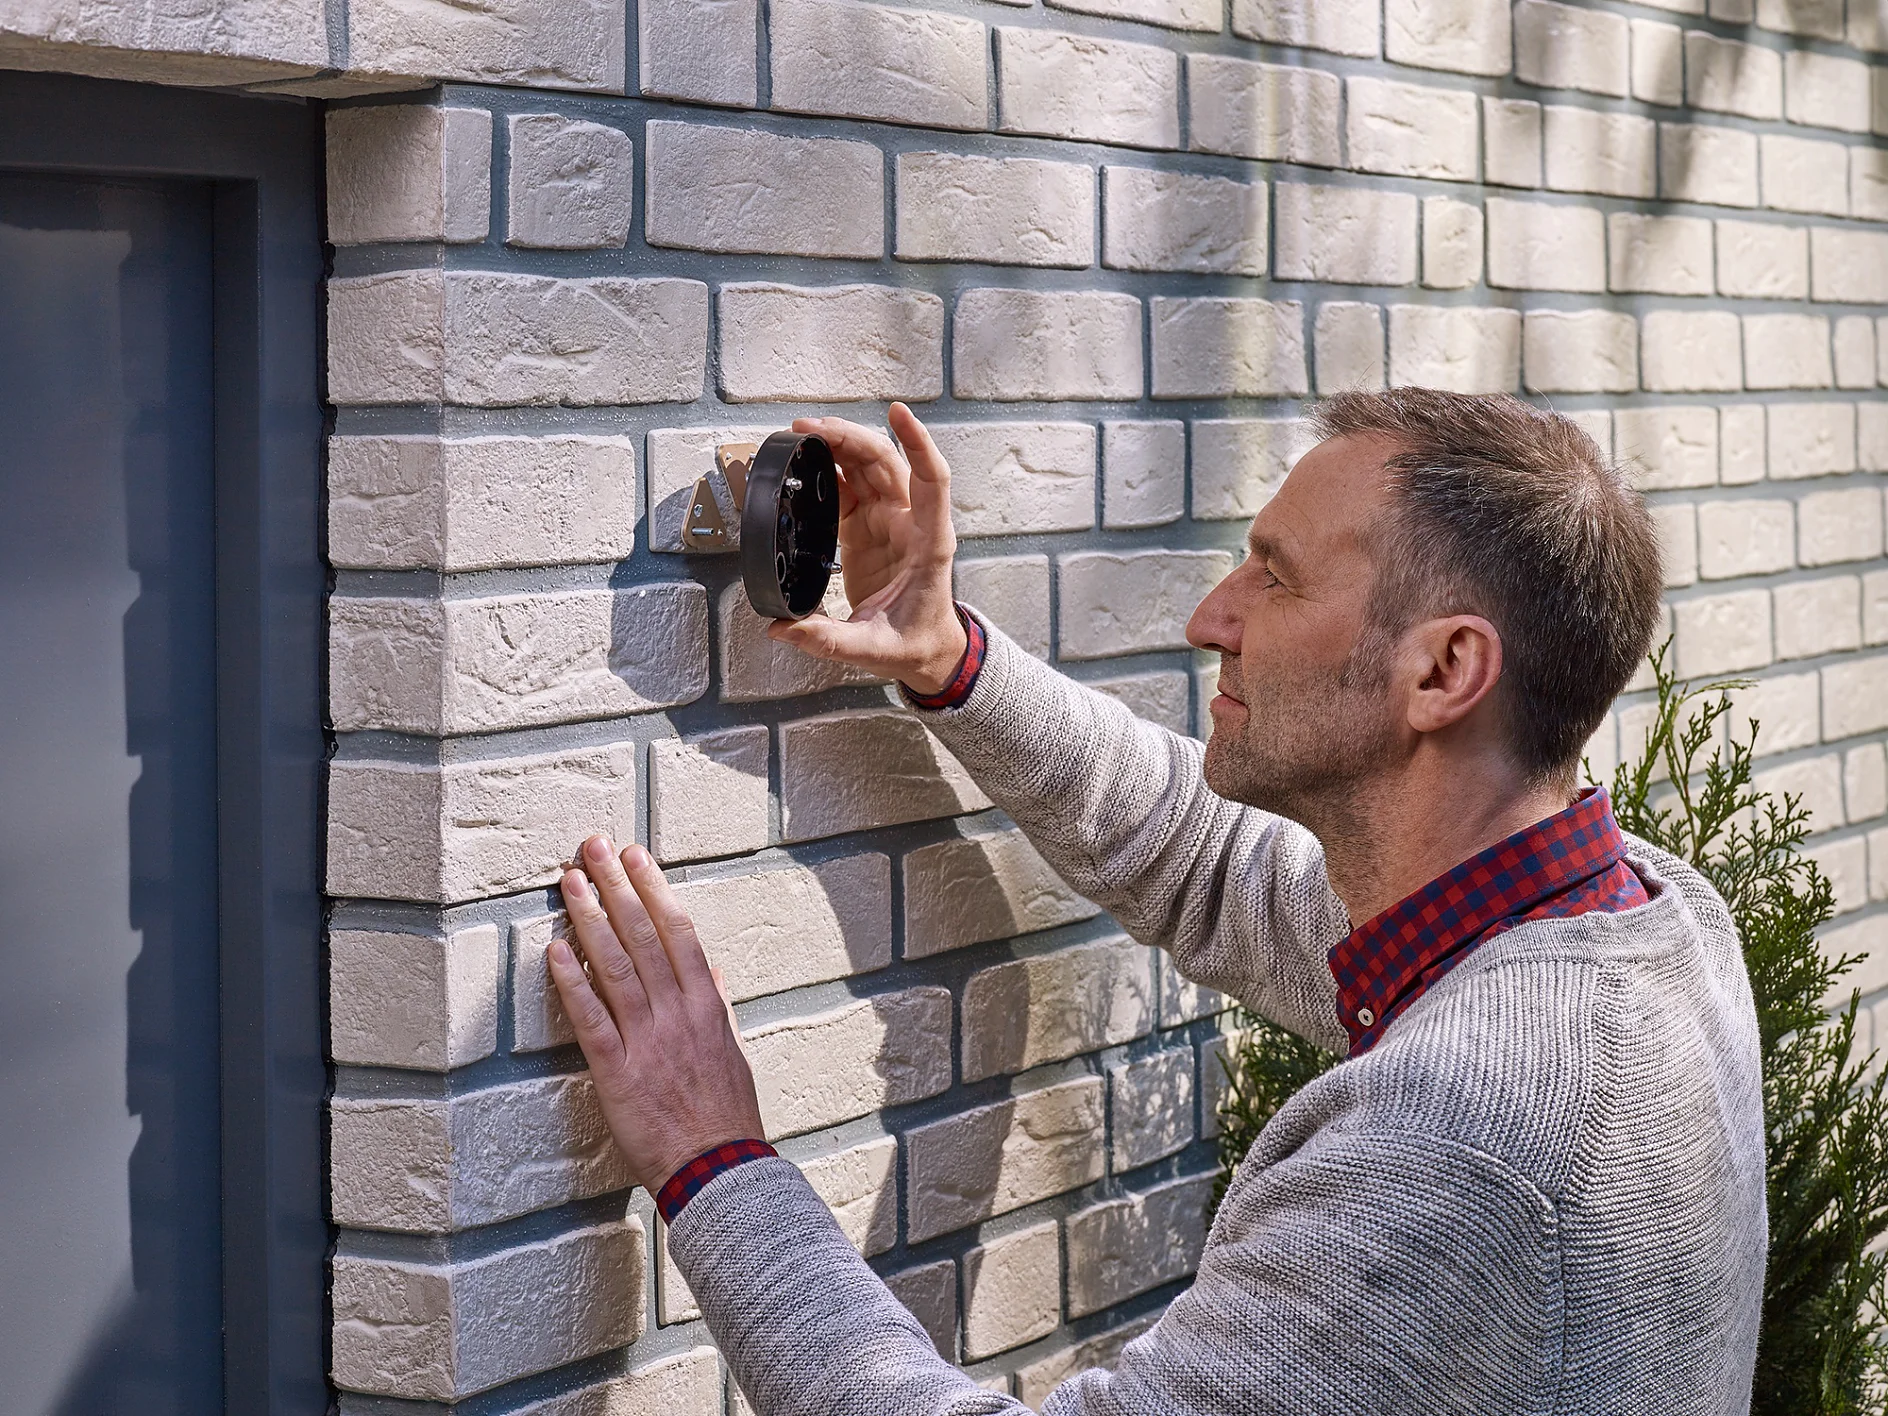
[0,70,327,1414]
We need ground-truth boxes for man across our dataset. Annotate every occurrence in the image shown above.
[546,390,1767,1414]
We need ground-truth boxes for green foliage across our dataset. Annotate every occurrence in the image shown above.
[1209,644,1888,1412]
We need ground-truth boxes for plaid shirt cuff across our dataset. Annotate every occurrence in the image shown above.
[656,1139,778,1224]
[905,605,985,711]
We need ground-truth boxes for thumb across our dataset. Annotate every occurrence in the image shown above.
[766,611,905,674]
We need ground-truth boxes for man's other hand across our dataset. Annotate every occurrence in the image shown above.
[546,834,766,1196]
[766,403,967,697]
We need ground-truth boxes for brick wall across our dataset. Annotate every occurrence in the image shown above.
[7,0,1887,1409]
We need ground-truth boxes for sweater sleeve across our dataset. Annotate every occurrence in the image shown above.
[913,613,1350,1052]
[669,1137,1564,1416]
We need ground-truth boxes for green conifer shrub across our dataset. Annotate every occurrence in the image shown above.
[1209,649,1888,1413]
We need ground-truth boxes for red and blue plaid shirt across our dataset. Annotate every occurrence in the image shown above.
[1330,786,1647,1055]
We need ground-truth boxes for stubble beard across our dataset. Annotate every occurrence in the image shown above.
[1203,630,1401,846]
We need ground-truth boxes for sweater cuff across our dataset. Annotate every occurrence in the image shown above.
[655,1138,778,1224]
[903,603,985,710]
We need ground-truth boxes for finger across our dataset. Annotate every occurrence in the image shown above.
[559,867,651,1027]
[620,843,718,996]
[579,834,684,1007]
[766,608,906,669]
[888,403,953,554]
[799,416,909,502]
[547,935,627,1066]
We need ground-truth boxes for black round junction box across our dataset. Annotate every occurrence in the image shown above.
[740,431,840,621]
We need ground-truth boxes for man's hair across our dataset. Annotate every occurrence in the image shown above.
[1311,388,1663,790]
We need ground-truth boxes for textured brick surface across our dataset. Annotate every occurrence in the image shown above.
[719,282,943,402]
[328,106,492,245]
[1103,167,1266,275]
[930,422,1097,536]
[646,121,882,259]
[997,28,1180,149]
[1187,54,1342,164]
[744,988,953,1137]
[1064,1172,1213,1316]
[770,0,986,129]
[906,1078,1106,1240]
[954,289,1144,401]
[330,925,501,1071]
[1058,550,1235,657]
[961,1220,1061,1359]
[779,709,990,840]
[961,934,1156,1080]
[1151,297,1308,399]
[956,556,1053,658]
[899,154,1095,268]
[904,825,1098,958]
[1273,183,1418,285]
[508,113,634,249]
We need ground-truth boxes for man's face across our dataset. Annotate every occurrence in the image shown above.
[1185,433,1406,826]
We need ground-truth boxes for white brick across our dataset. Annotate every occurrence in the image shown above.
[1697,500,1795,579]
[0,0,324,74]
[1853,0,1888,49]
[507,114,633,250]
[1422,196,1483,288]
[1848,746,1888,822]
[956,556,1052,658]
[1642,310,1743,392]
[1015,1317,1158,1409]
[1058,549,1234,657]
[1864,405,1888,469]
[1878,67,1888,136]
[1869,570,1888,645]
[904,824,1098,959]
[1103,421,1186,529]
[1659,123,1759,208]
[1482,97,1542,187]
[327,433,637,571]
[1514,0,1627,96]
[1767,402,1856,476]
[644,422,785,553]
[961,1221,1061,1360]
[327,106,491,245]
[1799,488,1885,566]
[719,282,943,402]
[884,1261,958,1357]
[1186,55,1343,166]
[954,288,1142,401]
[639,0,757,106]
[799,1136,901,1255]
[1110,1048,1195,1170]
[1103,167,1266,276]
[1674,590,1773,676]
[963,934,1155,1081]
[1756,0,1842,37]
[510,912,579,1052]
[1064,1172,1212,1317]
[1521,309,1637,393]
[1048,0,1218,32]
[744,988,952,1137]
[1609,212,1712,294]
[331,1221,643,1401]
[1715,219,1808,299]
[1388,304,1522,392]
[1273,183,1418,284]
[348,0,626,92]
[1230,0,1379,55]
[717,581,882,703]
[779,709,990,840]
[1853,148,1888,222]
[898,153,1094,268]
[1836,317,1878,390]
[1785,51,1872,133]
[1344,76,1479,180]
[327,745,636,904]
[1811,227,1888,303]
[1151,297,1308,398]
[329,585,708,734]
[1721,404,1766,485]
[1486,196,1605,291]
[1089,670,1193,735]
[330,925,500,1071]
[997,28,1180,149]
[1654,502,1698,588]
[1629,18,1684,106]
[1544,106,1655,199]
[1811,836,1871,914]
[674,854,892,1002]
[649,728,769,865]
[1190,419,1315,521]
[929,422,1097,536]
[1753,754,1846,833]
[1567,408,1614,461]
[1775,577,1863,660]
[331,1075,633,1233]
[1314,302,1387,393]
[1162,965,1227,1024]
[1384,0,1511,76]
[1726,671,1822,755]
[514,1347,721,1416]
[769,0,987,129]
[1762,134,1851,217]
[905,1077,1106,1241]
[1824,916,1888,998]
[646,122,881,259]
[1615,406,1719,491]
[327,270,708,407]
[1685,32,1781,119]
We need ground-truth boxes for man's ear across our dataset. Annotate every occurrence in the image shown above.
[1405,615,1504,735]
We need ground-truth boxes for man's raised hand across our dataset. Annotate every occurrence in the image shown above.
[766,402,968,697]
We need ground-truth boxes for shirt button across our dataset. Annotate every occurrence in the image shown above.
[1357,1007,1376,1027]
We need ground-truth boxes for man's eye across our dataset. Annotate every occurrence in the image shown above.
[1259,567,1281,589]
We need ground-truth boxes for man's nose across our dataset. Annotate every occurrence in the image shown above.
[1186,575,1241,655]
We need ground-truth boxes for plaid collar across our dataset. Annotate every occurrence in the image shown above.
[1329,788,1635,1056]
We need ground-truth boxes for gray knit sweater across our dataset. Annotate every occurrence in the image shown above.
[670,620,1768,1415]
